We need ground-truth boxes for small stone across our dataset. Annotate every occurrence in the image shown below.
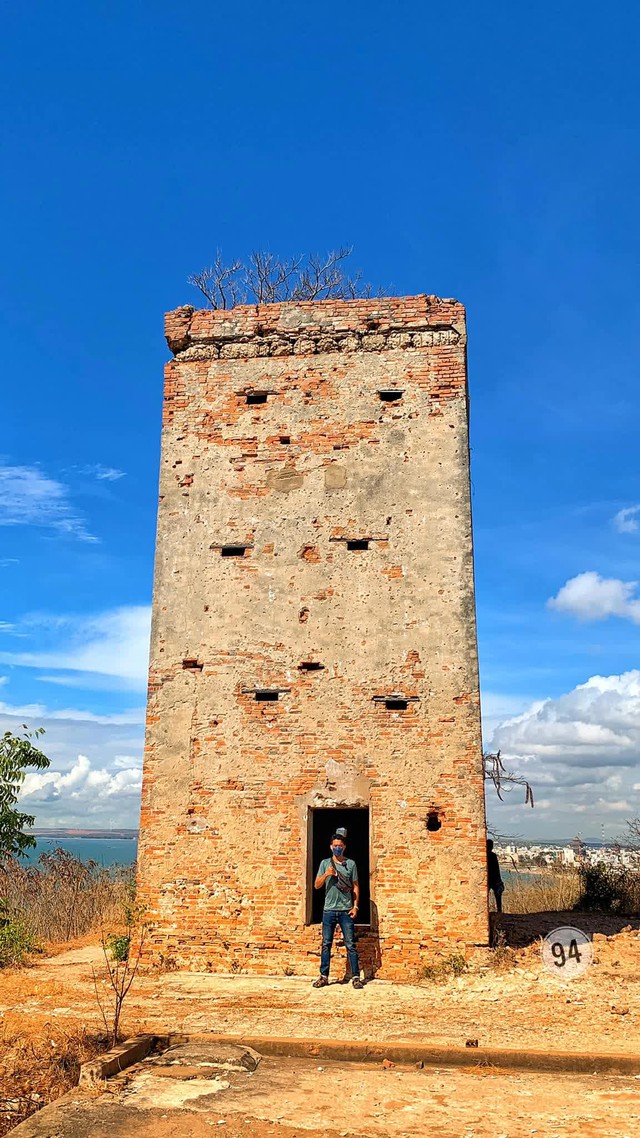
[382,1058,395,1069]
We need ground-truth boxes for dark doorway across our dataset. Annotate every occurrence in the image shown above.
[308,807,371,925]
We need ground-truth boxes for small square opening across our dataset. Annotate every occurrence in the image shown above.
[378,390,404,402]
[384,698,408,710]
[280,435,291,445]
[182,658,204,672]
[346,540,370,551]
[254,689,279,701]
[246,391,268,405]
[308,807,371,925]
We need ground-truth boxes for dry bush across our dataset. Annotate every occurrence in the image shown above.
[576,863,640,913]
[0,848,134,949]
[189,247,381,309]
[419,952,468,984]
[0,1016,105,1135]
[502,870,583,914]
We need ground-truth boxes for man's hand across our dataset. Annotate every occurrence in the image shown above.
[325,862,337,877]
[349,906,358,919]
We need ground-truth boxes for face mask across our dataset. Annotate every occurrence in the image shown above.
[332,845,345,856]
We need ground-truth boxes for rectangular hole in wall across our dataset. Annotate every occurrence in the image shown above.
[298,661,325,672]
[220,545,249,558]
[246,391,268,405]
[308,807,371,925]
[182,658,204,672]
[254,689,279,701]
[280,435,291,445]
[346,539,370,551]
[384,698,408,711]
[378,390,404,402]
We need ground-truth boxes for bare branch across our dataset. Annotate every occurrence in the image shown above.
[188,248,382,308]
[483,750,534,807]
[187,252,244,309]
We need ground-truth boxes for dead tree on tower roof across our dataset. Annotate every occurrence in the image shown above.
[483,750,534,807]
[188,247,380,309]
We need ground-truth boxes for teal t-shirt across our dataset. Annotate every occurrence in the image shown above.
[318,857,358,911]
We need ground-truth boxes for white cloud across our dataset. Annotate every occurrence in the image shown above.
[493,671,640,766]
[0,463,94,540]
[0,622,16,631]
[548,571,640,624]
[20,753,142,804]
[481,691,534,742]
[79,464,127,482]
[488,671,640,836]
[0,605,151,690]
[614,505,640,534]
[114,753,143,769]
[0,700,144,724]
[0,700,145,827]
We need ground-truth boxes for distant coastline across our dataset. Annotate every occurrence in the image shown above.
[29,829,138,841]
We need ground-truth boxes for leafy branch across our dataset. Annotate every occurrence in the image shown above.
[0,727,49,858]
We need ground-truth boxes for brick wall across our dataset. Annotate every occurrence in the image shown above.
[138,294,489,979]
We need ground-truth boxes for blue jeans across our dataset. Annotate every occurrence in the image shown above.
[320,910,360,979]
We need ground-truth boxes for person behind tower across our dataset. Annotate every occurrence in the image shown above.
[486,838,505,912]
[312,827,364,988]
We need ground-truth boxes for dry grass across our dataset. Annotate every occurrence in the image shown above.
[1,848,133,949]
[501,870,583,914]
[0,1014,106,1136]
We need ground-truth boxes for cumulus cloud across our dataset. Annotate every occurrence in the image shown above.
[493,671,640,766]
[488,671,640,836]
[0,699,145,827]
[548,571,640,624]
[614,505,640,534]
[0,463,94,540]
[0,605,151,689]
[20,753,142,805]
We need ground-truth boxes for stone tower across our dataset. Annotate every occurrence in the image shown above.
[138,294,489,978]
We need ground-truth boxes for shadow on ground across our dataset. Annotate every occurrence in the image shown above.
[492,910,640,947]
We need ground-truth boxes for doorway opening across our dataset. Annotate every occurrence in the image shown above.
[307,807,371,925]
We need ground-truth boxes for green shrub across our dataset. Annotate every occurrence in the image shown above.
[106,934,131,962]
[0,919,37,967]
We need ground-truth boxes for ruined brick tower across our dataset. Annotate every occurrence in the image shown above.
[138,294,489,978]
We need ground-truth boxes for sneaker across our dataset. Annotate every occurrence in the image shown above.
[352,977,364,989]
[313,976,329,988]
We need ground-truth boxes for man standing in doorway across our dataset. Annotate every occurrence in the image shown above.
[313,827,364,988]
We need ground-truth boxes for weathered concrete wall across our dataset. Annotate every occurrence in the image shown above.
[138,294,489,978]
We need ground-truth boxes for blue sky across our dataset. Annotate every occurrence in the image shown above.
[1,1,639,838]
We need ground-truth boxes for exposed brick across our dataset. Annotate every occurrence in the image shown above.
[138,294,488,980]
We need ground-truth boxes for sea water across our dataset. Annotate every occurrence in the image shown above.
[21,836,138,867]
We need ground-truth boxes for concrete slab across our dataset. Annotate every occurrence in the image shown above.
[10,1047,640,1138]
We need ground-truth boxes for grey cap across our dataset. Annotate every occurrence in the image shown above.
[332,827,348,840]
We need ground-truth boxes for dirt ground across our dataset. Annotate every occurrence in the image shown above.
[2,912,640,1136]
[1,912,639,1055]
